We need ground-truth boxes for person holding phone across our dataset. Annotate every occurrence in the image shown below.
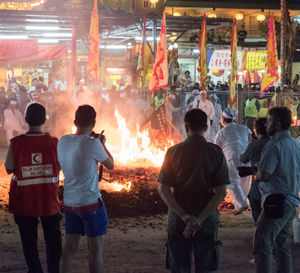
[57,104,114,273]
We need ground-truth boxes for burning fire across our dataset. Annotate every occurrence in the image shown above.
[59,171,64,181]
[72,126,77,134]
[63,110,174,192]
[101,180,132,192]
[106,110,172,167]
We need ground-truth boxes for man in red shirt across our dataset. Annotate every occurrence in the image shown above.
[5,103,61,273]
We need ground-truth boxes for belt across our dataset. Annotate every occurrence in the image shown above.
[64,199,103,213]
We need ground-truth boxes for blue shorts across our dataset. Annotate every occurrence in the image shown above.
[64,203,108,237]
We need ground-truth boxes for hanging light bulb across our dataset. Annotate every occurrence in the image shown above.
[256,14,266,22]
[235,13,244,20]
[150,0,159,4]
[208,13,217,18]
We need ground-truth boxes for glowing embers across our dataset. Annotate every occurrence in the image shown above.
[107,110,170,167]
[59,170,64,181]
[72,126,76,134]
[101,180,132,192]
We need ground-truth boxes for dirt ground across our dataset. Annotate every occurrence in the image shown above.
[0,153,299,272]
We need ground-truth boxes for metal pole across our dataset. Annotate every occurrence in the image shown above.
[280,0,287,90]
[153,17,157,62]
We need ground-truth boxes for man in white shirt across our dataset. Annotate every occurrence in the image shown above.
[193,90,215,141]
[210,94,222,143]
[4,100,26,145]
[58,105,114,273]
[215,108,252,214]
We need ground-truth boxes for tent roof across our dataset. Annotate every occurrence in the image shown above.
[167,0,300,10]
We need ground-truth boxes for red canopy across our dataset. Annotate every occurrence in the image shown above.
[0,40,68,63]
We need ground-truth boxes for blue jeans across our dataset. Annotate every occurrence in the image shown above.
[247,179,262,224]
[253,203,296,273]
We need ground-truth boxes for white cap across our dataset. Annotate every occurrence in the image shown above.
[222,108,237,120]
[200,90,207,95]
[169,94,176,100]
[210,94,218,100]
[192,89,200,95]
[28,86,36,93]
[10,100,17,105]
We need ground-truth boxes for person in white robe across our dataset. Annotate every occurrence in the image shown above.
[215,108,252,214]
[210,94,222,143]
[4,100,26,145]
[192,90,215,142]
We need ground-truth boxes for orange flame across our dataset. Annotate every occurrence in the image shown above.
[72,126,77,134]
[101,180,132,192]
[106,110,171,167]
[59,170,64,181]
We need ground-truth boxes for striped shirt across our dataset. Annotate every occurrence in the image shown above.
[240,137,270,167]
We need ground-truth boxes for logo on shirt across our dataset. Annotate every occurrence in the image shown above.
[32,153,42,164]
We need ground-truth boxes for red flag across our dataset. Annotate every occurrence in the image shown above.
[260,16,279,97]
[87,0,99,82]
[197,14,208,91]
[149,10,168,92]
[228,19,237,109]
[67,24,76,93]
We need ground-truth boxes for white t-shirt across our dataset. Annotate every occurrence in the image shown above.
[57,134,108,207]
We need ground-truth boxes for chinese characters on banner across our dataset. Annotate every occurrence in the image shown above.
[245,51,267,71]
[208,50,243,70]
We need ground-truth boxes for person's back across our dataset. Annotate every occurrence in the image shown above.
[5,103,61,273]
[216,108,252,214]
[9,132,60,215]
[58,134,108,207]
[216,122,251,159]
[162,135,227,215]
[159,109,229,273]
[58,105,114,273]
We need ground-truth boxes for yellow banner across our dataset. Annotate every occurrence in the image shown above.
[245,51,267,71]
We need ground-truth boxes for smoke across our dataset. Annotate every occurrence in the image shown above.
[50,88,146,150]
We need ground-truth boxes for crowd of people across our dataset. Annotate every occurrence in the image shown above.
[4,98,300,273]
[2,72,300,273]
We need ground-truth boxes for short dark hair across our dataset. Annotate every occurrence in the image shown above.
[268,106,292,130]
[170,85,176,92]
[222,117,233,124]
[254,117,268,136]
[75,105,96,127]
[184,71,190,75]
[184,109,207,131]
[25,103,46,126]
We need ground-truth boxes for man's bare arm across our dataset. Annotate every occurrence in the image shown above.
[5,143,14,174]
[98,132,114,170]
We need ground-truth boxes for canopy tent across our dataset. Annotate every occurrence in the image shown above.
[0,40,68,64]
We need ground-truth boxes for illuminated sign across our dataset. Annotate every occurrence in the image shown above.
[0,0,47,11]
[142,0,157,9]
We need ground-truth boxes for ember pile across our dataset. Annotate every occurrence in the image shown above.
[0,166,234,216]
[100,167,167,217]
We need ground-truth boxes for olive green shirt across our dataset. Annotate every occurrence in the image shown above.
[158,135,230,216]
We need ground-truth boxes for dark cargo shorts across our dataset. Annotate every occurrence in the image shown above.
[166,210,222,273]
